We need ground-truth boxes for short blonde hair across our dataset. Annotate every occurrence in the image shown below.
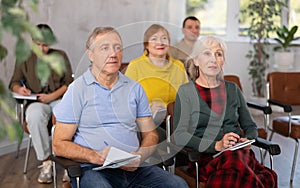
[187,36,227,81]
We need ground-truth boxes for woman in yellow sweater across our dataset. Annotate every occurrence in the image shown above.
[125,24,189,115]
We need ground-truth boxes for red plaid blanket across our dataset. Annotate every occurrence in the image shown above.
[188,149,277,188]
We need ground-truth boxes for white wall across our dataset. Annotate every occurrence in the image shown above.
[1,0,300,155]
[0,0,186,154]
[2,0,300,98]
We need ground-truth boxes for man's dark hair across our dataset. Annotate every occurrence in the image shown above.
[182,16,200,28]
[36,24,54,35]
[34,24,56,45]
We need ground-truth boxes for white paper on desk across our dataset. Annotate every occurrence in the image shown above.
[213,139,255,158]
[12,92,37,100]
[92,147,141,170]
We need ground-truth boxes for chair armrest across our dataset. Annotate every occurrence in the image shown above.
[180,147,201,162]
[51,155,82,178]
[268,99,292,112]
[152,149,175,167]
[156,152,175,167]
[166,142,200,162]
[253,137,281,155]
[247,101,272,115]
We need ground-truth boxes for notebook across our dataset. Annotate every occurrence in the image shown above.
[92,147,140,170]
[213,139,255,158]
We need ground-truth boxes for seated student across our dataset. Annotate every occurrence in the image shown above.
[173,36,277,187]
[125,24,188,143]
[125,24,188,117]
[169,16,201,77]
[9,24,73,184]
[52,26,188,188]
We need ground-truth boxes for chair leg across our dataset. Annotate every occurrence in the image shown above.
[195,161,199,188]
[259,148,264,165]
[23,134,31,174]
[268,130,274,141]
[76,177,80,188]
[53,161,57,188]
[290,139,299,184]
[269,154,274,170]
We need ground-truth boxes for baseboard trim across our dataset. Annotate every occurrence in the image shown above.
[0,137,29,156]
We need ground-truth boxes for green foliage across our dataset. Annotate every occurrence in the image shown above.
[0,44,8,60]
[240,0,287,97]
[35,25,56,45]
[0,80,23,144]
[1,0,38,63]
[273,25,300,52]
[15,37,31,63]
[186,0,207,16]
[0,0,63,143]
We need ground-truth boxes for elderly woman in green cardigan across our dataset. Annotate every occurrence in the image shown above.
[173,36,277,188]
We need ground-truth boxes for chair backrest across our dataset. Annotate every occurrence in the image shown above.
[224,75,243,91]
[153,108,167,126]
[267,72,300,105]
[120,62,129,74]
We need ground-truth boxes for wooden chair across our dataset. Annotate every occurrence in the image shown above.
[224,75,268,139]
[267,72,300,184]
[120,62,129,74]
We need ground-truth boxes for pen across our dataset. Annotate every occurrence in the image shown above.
[20,80,26,88]
[104,141,109,146]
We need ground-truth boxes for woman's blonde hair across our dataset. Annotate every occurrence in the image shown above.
[187,36,227,81]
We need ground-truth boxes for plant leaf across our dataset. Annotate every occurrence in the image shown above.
[36,59,51,86]
[7,120,23,144]
[0,44,8,61]
[43,53,66,76]
[15,37,31,63]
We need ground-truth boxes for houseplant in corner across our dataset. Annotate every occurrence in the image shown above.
[273,25,300,70]
[240,0,287,97]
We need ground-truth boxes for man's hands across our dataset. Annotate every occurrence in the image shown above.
[94,147,141,172]
[91,146,111,165]
[119,151,141,172]
[36,93,52,103]
[16,85,31,96]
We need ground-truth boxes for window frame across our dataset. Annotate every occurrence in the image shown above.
[188,0,299,42]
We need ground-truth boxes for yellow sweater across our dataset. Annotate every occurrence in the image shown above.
[125,52,189,106]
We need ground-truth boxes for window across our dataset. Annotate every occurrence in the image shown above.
[186,0,300,40]
[239,0,283,38]
[186,0,227,35]
[289,0,300,36]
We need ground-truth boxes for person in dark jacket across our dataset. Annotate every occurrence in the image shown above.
[9,24,73,183]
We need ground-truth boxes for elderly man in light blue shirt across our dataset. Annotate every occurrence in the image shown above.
[54,68,150,154]
[52,26,188,188]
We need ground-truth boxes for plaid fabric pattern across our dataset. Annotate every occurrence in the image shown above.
[195,82,226,115]
[188,149,277,188]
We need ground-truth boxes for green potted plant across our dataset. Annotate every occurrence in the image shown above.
[273,25,300,70]
[240,0,287,97]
